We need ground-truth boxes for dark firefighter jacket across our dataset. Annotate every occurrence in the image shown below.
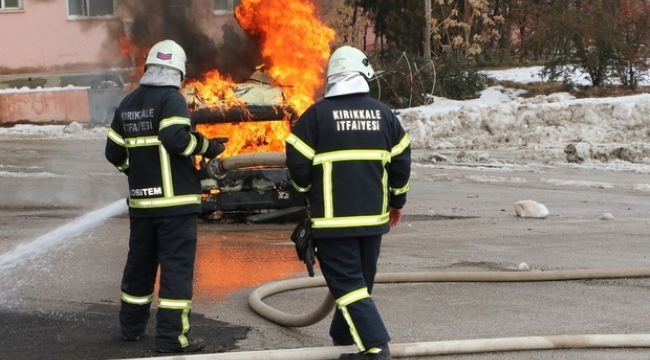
[285,92,411,238]
[105,85,210,218]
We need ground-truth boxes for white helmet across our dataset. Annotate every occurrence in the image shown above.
[145,39,188,79]
[326,45,375,79]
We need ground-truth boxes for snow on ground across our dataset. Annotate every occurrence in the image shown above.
[1,66,650,170]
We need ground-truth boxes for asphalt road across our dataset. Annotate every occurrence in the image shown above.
[1,139,650,359]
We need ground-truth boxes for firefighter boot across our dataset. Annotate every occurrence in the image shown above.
[122,332,144,341]
[155,337,205,353]
[339,343,390,360]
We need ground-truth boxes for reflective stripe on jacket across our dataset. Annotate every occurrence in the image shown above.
[105,85,207,217]
[285,93,411,238]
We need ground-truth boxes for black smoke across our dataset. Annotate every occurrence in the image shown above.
[117,0,263,81]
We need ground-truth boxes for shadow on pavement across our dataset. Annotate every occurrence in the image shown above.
[0,303,249,360]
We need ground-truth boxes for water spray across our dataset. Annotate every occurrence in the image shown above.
[0,199,128,272]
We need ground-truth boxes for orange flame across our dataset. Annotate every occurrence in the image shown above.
[196,120,291,158]
[235,0,336,115]
[185,70,245,109]
[118,34,148,84]
[187,0,336,157]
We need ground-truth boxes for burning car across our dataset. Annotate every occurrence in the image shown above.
[183,68,306,223]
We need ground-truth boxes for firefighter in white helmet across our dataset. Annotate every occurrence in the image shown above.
[285,45,411,360]
[105,39,225,354]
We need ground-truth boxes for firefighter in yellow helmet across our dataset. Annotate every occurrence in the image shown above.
[105,39,225,353]
[285,45,411,360]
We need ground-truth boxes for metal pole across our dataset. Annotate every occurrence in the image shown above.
[424,0,431,59]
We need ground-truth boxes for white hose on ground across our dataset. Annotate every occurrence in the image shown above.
[249,267,650,328]
[125,270,650,360]
[135,334,650,360]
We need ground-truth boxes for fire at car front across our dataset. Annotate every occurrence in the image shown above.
[183,68,306,223]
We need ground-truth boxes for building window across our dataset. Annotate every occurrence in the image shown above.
[0,0,22,10]
[68,0,114,17]
[213,0,241,13]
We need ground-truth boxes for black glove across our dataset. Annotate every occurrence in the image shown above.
[203,138,226,159]
[291,217,316,277]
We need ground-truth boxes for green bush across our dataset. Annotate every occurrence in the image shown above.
[475,49,517,68]
[433,55,487,100]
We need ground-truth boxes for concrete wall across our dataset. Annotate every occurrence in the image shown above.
[0,89,91,124]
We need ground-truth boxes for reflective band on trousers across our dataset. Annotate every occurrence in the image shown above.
[336,288,371,352]
[158,298,192,348]
[121,292,154,305]
[178,308,190,348]
[158,298,192,310]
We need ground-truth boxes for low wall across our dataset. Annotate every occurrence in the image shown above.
[0,88,91,124]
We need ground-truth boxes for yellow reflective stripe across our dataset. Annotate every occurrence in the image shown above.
[121,292,154,305]
[159,145,173,197]
[181,133,198,156]
[291,180,310,193]
[323,162,334,217]
[199,137,209,155]
[311,213,390,229]
[286,134,315,160]
[391,134,411,157]
[178,308,190,347]
[125,136,161,147]
[336,287,370,306]
[128,195,202,208]
[313,149,391,222]
[158,298,192,309]
[107,128,126,146]
[339,304,365,352]
[159,299,192,347]
[336,288,370,352]
[313,150,391,165]
[117,164,129,172]
[159,116,191,130]
[392,182,410,195]
[382,164,389,212]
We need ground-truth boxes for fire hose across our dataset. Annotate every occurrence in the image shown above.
[244,268,650,358]
[142,267,650,360]
[155,153,650,359]
[204,151,287,178]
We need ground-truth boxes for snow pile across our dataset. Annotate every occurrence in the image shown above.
[399,90,650,164]
[0,85,89,94]
[0,123,108,140]
[400,92,650,150]
[1,66,650,166]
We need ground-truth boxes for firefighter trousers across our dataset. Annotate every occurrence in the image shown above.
[316,235,390,350]
[119,214,198,350]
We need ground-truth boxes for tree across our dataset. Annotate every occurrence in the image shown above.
[429,0,503,59]
[614,0,650,89]
[531,0,650,88]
